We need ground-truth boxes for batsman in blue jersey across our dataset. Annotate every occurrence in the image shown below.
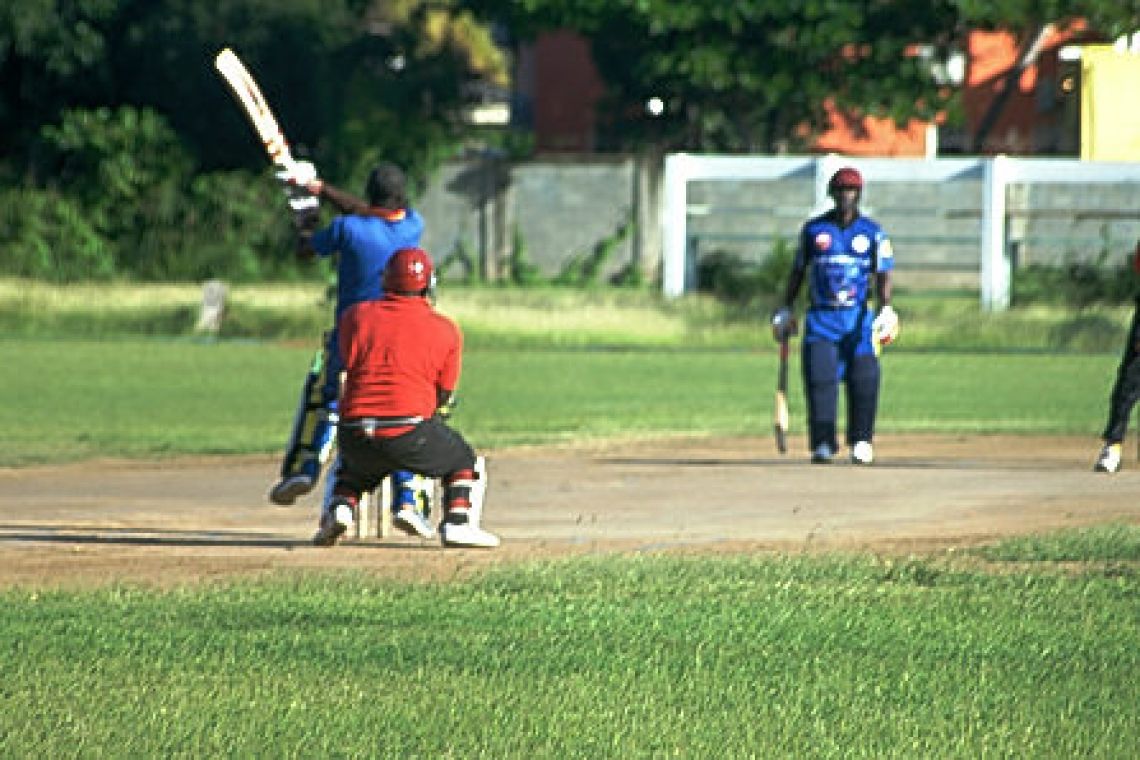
[267,162,434,539]
[771,167,899,465]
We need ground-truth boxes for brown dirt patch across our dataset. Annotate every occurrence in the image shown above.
[1,434,1136,589]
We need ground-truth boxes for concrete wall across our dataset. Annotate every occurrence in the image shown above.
[418,155,643,283]
[417,154,1140,293]
[687,174,1139,275]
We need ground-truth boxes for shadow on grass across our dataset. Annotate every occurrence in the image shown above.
[0,525,436,550]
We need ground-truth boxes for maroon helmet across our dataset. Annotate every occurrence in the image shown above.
[383,247,434,295]
[828,167,864,193]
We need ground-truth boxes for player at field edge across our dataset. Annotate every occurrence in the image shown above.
[771,167,899,465]
[270,161,431,538]
[1093,242,1140,473]
[313,247,499,548]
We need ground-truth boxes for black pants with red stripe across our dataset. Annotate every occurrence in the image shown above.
[334,416,476,500]
[1102,299,1140,444]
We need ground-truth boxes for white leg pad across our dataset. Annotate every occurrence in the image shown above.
[468,456,488,528]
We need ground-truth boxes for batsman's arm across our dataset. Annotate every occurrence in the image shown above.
[780,232,808,313]
[872,271,899,349]
[771,255,805,342]
[875,269,893,310]
[308,180,372,216]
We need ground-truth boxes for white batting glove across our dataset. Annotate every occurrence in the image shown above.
[275,159,318,189]
[872,304,899,346]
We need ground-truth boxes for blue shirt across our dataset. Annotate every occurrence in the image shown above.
[795,210,894,343]
[310,209,425,317]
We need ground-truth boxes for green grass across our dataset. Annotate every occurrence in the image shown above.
[3,277,1136,351]
[970,523,1140,563]
[3,280,1126,466]
[1,528,1136,758]
[2,282,1137,756]
[3,338,1120,466]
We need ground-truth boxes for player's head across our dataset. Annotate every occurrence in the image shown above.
[366,162,409,209]
[828,167,862,215]
[828,167,863,195]
[383,247,434,296]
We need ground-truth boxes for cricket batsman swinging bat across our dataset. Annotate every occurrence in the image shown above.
[774,336,790,454]
[216,48,328,504]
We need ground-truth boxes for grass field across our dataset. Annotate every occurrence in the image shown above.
[3,278,1134,463]
[2,338,1121,466]
[3,281,1137,757]
[1,529,1136,757]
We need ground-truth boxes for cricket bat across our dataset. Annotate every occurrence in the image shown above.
[214,47,298,173]
[774,336,790,453]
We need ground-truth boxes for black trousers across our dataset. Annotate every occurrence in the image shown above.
[1102,300,1140,444]
[802,339,880,450]
[335,417,476,498]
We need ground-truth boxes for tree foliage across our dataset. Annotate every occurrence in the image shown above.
[461,0,1140,153]
[0,0,507,281]
[957,1,1140,36]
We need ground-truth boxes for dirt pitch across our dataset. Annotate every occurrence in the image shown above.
[1,434,1137,589]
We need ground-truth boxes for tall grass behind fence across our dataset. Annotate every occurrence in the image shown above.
[0,278,1135,352]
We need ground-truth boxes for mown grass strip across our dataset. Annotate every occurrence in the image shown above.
[0,530,1135,758]
[3,339,1117,466]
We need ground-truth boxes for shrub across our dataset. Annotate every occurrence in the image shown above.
[1013,249,1138,309]
[696,238,794,307]
[0,188,116,282]
[14,106,313,283]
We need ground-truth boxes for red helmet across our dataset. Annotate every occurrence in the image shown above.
[383,247,434,295]
[828,167,863,193]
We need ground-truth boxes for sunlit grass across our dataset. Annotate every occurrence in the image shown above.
[1,337,1118,466]
[1,277,1135,351]
[1,531,1136,757]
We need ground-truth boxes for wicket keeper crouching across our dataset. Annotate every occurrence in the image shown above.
[312,247,499,548]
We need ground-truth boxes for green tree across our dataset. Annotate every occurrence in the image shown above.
[1,0,509,281]
[957,1,1140,36]
[32,105,294,281]
[462,0,962,152]
[2,0,509,181]
[460,0,1140,153]
[0,0,120,162]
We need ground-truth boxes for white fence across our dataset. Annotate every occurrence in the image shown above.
[661,154,1140,310]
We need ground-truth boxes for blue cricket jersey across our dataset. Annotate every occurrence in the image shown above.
[795,210,894,344]
[310,209,426,316]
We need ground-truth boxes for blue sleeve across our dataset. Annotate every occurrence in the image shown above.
[310,217,345,258]
[875,228,895,273]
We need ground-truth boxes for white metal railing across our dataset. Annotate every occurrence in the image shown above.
[661,153,1140,310]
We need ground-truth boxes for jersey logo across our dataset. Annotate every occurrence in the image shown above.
[814,232,832,251]
[851,234,870,254]
[832,285,858,307]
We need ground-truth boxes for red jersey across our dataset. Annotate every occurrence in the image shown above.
[337,296,462,429]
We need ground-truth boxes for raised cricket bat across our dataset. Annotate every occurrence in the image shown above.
[214,47,298,172]
[774,336,790,453]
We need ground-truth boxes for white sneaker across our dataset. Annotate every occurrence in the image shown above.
[394,507,437,539]
[811,443,834,464]
[851,441,874,465]
[269,474,315,506]
[440,520,500,548]
[312,501,354,547]
[1094,443,1122,473]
